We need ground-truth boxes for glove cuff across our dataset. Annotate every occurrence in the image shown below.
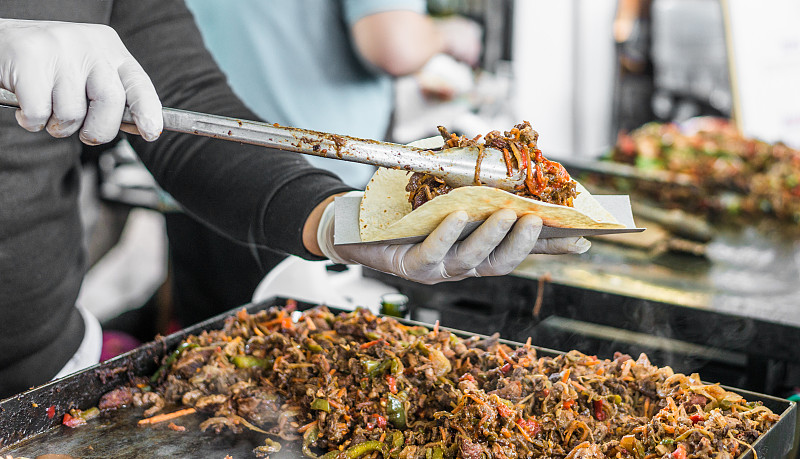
[316,198,352,265]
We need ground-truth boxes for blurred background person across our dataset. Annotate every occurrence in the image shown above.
[158,0,485,327]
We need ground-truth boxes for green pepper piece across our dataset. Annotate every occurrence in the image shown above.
[231,355,270,369]
[253,438,282,455]
[343,441,386,458]
[635,440,645,458]
[311,398,331,413]
[302,424,320,458]
[660,438,675,445]
[362,359,381,374]
[150,342,198,383]
[320,451,340,459]
[365,331,381,341]
[388,430,404,458]
[414,340,430,357]
[718,399,732,410]
[386,394,406,429]
[426,447,443,459]
[306,341,324,352]
[366,359,393,378]
[407,327,428,336]
[81,407,100,421]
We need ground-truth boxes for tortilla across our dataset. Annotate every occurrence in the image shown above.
[359,137,623,243]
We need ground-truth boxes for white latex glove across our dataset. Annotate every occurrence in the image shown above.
[317,196,591,285]
[0,19,163,144]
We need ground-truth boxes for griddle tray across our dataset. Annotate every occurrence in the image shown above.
[1,297,795,458]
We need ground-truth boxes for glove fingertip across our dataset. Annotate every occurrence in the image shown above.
[132,112,163,142]
[572,237,591,254]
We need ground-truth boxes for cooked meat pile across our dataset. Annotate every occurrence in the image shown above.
[406,121,578,210]
[102,304,779,458]
[613,119,800,223]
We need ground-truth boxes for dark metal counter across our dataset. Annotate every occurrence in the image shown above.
[365,225,800,397]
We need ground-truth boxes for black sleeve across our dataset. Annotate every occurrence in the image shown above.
[108,0,354,260]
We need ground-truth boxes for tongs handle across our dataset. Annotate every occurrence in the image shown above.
[0,89,524,191]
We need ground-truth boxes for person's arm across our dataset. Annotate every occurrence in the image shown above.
[108,0,354,259]
[351,10,482,76]
[1,2,588,286]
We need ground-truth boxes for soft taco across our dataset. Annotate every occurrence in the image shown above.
[359,122,624,243]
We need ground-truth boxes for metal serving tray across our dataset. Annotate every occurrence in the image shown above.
[0,297,795,458]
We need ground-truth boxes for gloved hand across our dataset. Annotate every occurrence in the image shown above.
[317,195,591,285]
[0,19,162,144]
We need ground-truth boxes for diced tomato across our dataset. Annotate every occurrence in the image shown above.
[593,399,606,421]
[690,414,704,424]
[496,402,515,419]
[500,363,512,374]
[517,418,541,437]
[672,444,687,459]
[366,413,387,430]
[47,405,56,419]
[562,399,575,410]
[62,413,85,428]
[386,375,398,394]
[459,373,475,383]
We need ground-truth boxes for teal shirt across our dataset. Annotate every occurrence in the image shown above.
[186,0,425,187]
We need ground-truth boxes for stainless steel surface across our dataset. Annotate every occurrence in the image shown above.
[557,156,700,189]
[0,89,525,192]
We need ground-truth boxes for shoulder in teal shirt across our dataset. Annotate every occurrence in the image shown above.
[186,0,426,187]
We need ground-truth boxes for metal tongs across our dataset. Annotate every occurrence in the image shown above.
[0,89,525,192]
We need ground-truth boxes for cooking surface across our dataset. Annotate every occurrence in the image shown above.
[4,406,294,458]
[1,299,795,459]
[514,225,800,329]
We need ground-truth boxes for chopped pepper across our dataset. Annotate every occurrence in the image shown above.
[230,355,271,369]
[311,398,331,413]
[302,424,320,458]
[386,393,406,429]
[151,342,198,383]
[593,399,606,421]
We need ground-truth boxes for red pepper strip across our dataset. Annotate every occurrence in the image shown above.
[366,413,387,430]
[523,149,537,196]
[386,374,398,394]
[501,148,514,176]
[532,145,543,162]
[528,146,544,191]
[517,418,541,437]
[62,413,86,428]
[359,339,383,349]
[47,405,56,419]
[593,399,606,421]
[496,402,516,419]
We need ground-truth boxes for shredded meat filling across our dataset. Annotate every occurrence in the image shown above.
[117,303,779,459]
[407,121,578,210]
